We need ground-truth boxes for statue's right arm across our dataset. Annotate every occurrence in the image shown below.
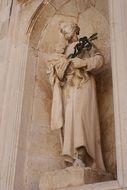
[47,53,69,83]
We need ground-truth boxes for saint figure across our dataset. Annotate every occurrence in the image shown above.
[47,22,106,171]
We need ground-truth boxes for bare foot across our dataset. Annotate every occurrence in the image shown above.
[73,159,85,168]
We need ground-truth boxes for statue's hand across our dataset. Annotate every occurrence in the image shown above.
[73,158,85,168]
[70,57,87,69]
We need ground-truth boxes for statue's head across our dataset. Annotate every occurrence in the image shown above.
[55,22,80,54]
[60,22,80,42]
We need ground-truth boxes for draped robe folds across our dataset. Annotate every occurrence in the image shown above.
[47,42,106,171]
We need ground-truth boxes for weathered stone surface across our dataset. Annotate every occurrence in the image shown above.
[28,125,61,157]
[50,0,69,10]
[32,86,52,126]
[59,181,119,190]
[39,167,114,190]
[96,69,116,177]
[78,7,110,65]
[76,0,96,13]
[26,157,65,190]
[39,167,85,190]
[76,0,109,21]
[96,69,114,121]
[0,20,8,40]
[95,0,109,21]
[29,4,56,47]
[57,0,78,17]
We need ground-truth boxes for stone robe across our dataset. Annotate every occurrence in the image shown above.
[47,42,106,171]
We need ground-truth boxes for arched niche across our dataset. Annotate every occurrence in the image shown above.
[14,1,116,189]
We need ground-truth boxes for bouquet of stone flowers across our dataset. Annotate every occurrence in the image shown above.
[67,33,98,59]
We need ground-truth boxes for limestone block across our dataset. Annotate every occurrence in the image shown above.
[39,167,85,190]
[39,167,114,190]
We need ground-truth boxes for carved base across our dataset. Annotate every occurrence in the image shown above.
[39,167,114,190]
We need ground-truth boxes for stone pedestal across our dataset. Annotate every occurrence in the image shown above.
[39,167,113,190]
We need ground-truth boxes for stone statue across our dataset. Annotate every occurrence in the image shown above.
[47,22,106,172]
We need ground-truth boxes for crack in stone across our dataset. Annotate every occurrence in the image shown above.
[9,0,13,24]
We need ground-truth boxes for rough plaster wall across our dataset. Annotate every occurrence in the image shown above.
[24,0,116,189]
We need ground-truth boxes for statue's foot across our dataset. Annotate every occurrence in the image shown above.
[73,158,85,168]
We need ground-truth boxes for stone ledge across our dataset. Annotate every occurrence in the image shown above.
[39,167,114,190]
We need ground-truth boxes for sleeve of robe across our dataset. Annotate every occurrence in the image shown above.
[72,44,104,72]
[85,44,104,72]
[47,53,70,81]
[47,54,69,131]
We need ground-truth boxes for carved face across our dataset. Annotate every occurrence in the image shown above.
[60,22,80,42]
[70,32,79,43]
